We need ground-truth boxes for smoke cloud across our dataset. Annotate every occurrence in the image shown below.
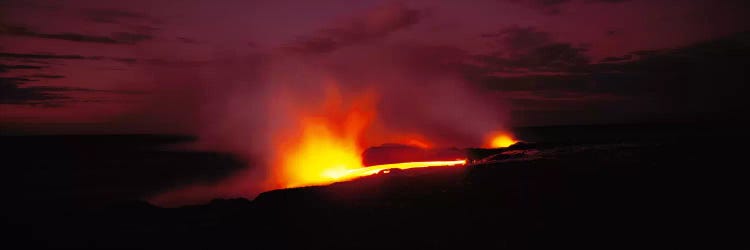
[143,3,509,206]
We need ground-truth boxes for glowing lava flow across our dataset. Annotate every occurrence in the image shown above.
[324,159,467,182]
[272,105,467,188]
[271,83,470,188]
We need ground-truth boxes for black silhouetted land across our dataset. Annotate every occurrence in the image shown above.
[1,124,742,249]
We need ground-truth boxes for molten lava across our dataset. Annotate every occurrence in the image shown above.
[274,110,467,187]
[324,159,466,181]
[488,132,517,148]
[272,109,468,187]
[270,84,470,188]
[271,85,373,188]
[278,116,367,187]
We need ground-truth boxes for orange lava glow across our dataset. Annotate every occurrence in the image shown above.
[324,159,467,181]
[278,118,367,187]
[269,83,468,189]
[488,132,517,148]
[272,103,466,187]
[276,118,465,185]
[271,86,372,188]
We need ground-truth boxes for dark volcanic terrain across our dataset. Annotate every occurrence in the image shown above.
[1,124,741,249]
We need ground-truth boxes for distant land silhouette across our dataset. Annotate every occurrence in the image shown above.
[1,123,743,249]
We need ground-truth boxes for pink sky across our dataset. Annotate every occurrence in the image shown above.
[2,0,749,131]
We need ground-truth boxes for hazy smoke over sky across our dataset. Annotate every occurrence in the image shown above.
[146,3,508,205]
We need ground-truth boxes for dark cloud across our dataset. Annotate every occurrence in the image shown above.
[0,64,45,72]
[502,0,571,15]
[605,29,619,36]
[0,52,138,65]
[478,26,589,73]
[505,0,631,15]
[475,31,750,125]
[599,54,632,63]
[144,58,208,67]
[482,74,591,92]
[27,74,64,79]
[0,0,62,11]
[111,32,153,44]
[82,8,154,24]
[585,0,630,3]
[130,24,160,34]
[482,26,552,51]
[507,43,589,70]
[111,57,138,64]
[0,52,87,60]
[1,77,70,105]
[3,24,118,43]
[1,77,145,106]
[1,24,154,45]
[629,49,662,57]
[286,3,421,54]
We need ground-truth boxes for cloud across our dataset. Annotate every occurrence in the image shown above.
[286,3,421,54]
[482,26,552,51]
[111,32,153,44]
[0,64,45,72]
[502,0,572,15]
[506,43,589,70]
[474,30,750,125]
[1,77,70,105]
[0,52,86,60]
[1,76,144,106]
[605,29,619,36]
[110,57,138,64]
[0,52,138,64]
[1,24,153,45]
[82,8,156,24]
[585,0,630,3]
[599,54,632,63]
[629,49,662,57]
[477,26,589,73]
[504,0,631,15]
[0,0,62,11]
[27,74,64,79]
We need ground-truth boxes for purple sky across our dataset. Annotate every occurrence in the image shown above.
[2,0,749,132]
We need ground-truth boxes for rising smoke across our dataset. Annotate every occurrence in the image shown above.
[146,3,509,206]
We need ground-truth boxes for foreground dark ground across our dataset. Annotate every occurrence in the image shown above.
[1,124,743,249]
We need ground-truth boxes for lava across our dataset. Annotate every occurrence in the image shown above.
[268,81,513,189]
[276,116,465,186]
[330,159,467,181]
[272,107,466,187]
[271,84,374,188]
[269,83,471,189]
[488,132,517,148]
